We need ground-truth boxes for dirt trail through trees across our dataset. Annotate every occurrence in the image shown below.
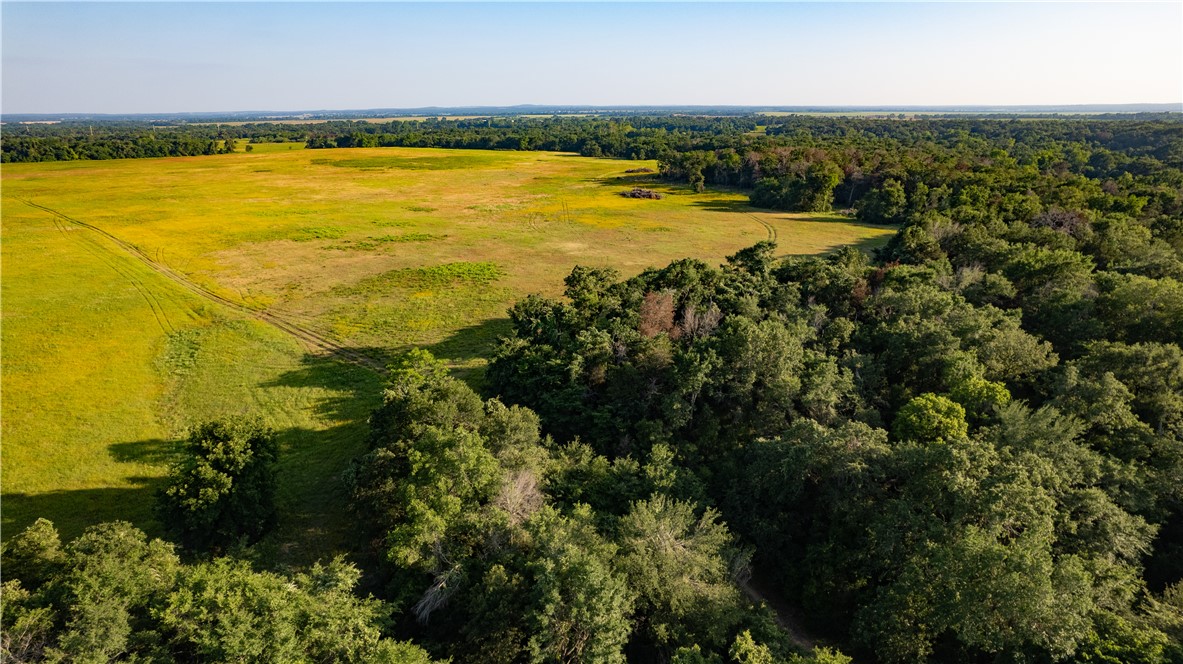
[737,573,823,655]
[22,199,385,371]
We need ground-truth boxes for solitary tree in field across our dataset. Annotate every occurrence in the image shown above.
[155,420,278,553]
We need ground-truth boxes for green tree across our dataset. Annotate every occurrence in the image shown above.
[159,556,435,663]
[619,495,744,652]
[525,505,634,664]
[155,420,278,552]
[1,517,66,588]
[46,522,181,662]
[0,578,56,662]
[379,425,503,570]
[799,161,843,212]
[892,393,968,443]
[857,179,907,224]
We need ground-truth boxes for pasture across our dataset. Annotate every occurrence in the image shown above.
[1,146,894,557]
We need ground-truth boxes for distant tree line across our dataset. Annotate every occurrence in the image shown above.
[658,116,1183,216]
[0,123,248,162]
[8,115,1180,233]
[2,115,757,163]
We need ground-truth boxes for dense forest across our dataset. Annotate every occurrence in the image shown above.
[4,114,1183,662]
[0,122,242,162]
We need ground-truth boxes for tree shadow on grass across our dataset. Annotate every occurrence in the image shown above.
[251,349,397,565]
[594,172,663,187]
[689,198,761,214]
[781,234,895,258]
[592,174,695,198]
[424,317,513,390]
[258,348,391,422]
[689,197,892,229]
[2,478,163,542]
[265,421,372,566]
[109,438,179,466]
[687,198,898,256]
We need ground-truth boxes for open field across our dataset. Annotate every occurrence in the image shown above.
[1,147,894,554]
[241,141,308,154]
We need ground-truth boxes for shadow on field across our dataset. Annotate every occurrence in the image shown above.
[689,199,898,256]
[593,173,686,195]
[425,317,512,389]
[690,198,892,230]
[2,478,163,542]
[109,438,179,466]
[260,349,391,421]
[690,198,759,214]
[253,351,392,564]
[426,317,512,363]
[595,173,663,186]
[782,234,895,258]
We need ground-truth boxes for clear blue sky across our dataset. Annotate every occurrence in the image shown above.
[2,2,1180,114]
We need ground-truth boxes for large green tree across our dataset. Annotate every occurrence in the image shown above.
[155,420,279,553]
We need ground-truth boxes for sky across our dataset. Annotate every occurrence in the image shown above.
[2,2,1181,114]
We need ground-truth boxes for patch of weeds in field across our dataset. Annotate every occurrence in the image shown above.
[466,203,517,213]
[327,233,447,251]
[372,219,412,228]
[389,233,447,243]
[644,226,675,233]
[295,226,348,241]
[157,328,202,376]
[405,205,437,213]
[337,261,504,296]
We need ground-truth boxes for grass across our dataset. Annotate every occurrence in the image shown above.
[294,226,349,241]
[243,141,306,154]
[327,233,448,250]
[336,261,505,295]
[1,145,895,557]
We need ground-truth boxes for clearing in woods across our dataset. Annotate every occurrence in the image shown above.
[1,146,894,558]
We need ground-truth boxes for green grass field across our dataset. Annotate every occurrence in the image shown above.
[1,146,894,558]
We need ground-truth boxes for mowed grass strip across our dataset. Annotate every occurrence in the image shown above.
[2,147,895,555]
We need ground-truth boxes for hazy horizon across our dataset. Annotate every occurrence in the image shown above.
[3,2,1181,115]
[5,103,1182,121]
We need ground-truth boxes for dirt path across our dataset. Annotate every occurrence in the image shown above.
[737,573,820,654]
[21,199,386,372]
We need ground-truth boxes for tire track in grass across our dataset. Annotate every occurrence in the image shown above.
[45,209,175,335]
[62,213,184,334]
[748,213,778,243]
[22,200,385,372]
